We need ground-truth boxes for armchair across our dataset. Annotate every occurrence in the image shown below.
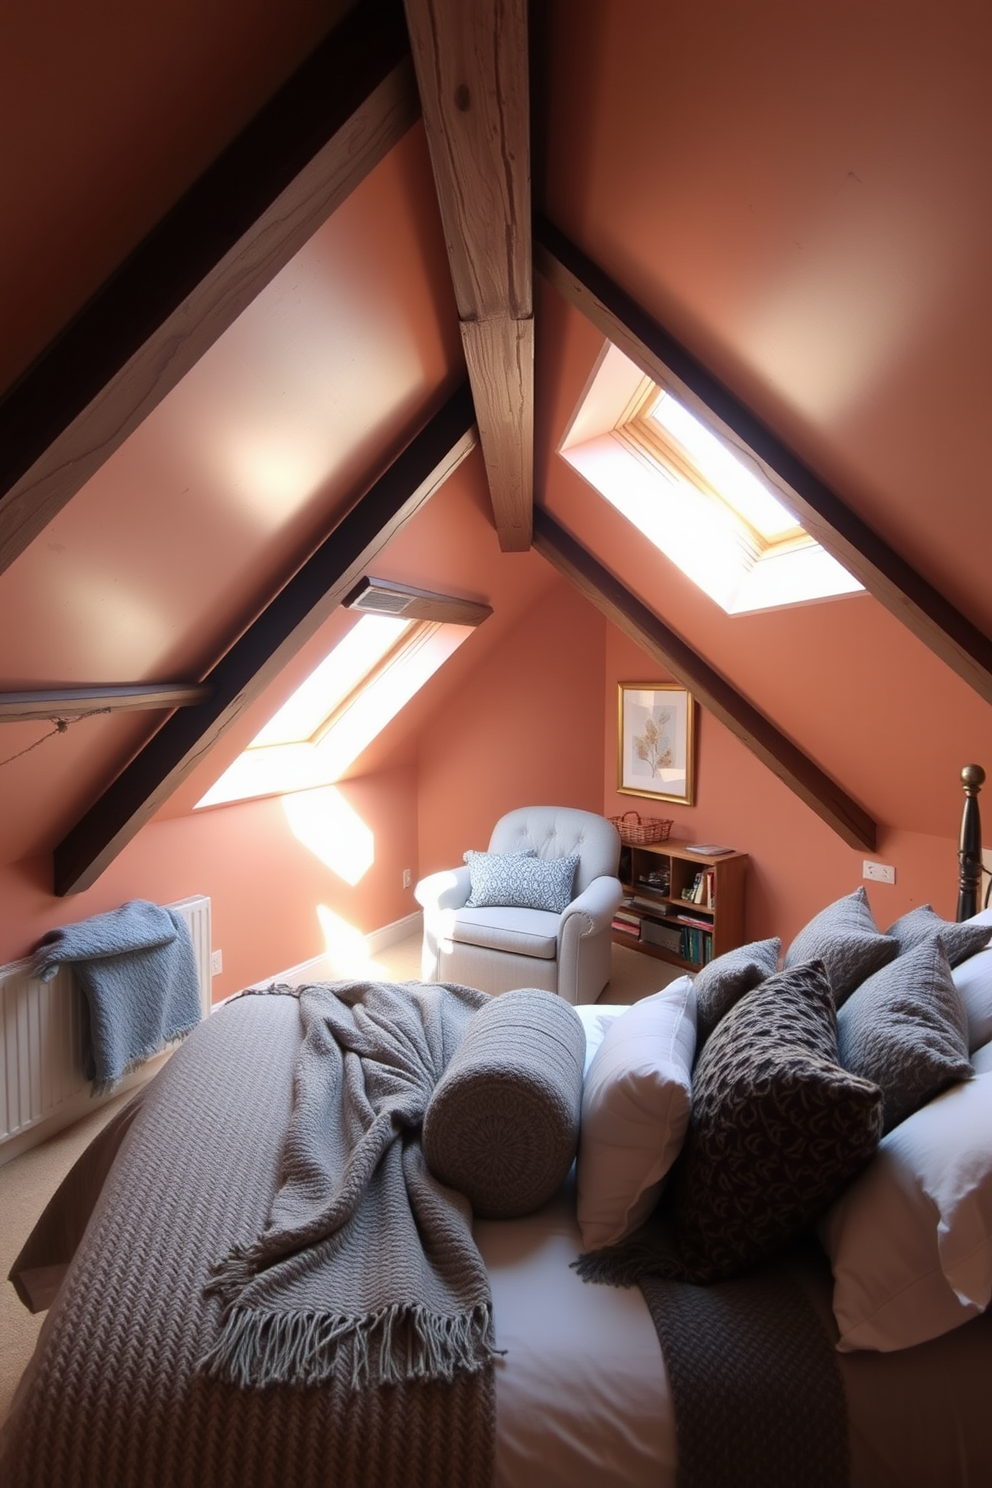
[415,806,623,1004]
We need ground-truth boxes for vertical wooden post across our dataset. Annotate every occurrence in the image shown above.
[957,763,986,921]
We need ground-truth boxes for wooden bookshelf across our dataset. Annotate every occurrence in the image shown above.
[612,842,748,973]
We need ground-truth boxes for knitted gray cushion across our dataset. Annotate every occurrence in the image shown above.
[464,850,579,913]
[692,938,781,1048]
[423,988,585,1218]
[837,938,973,1133]
[784,887,897,1007]
[884,904,992,968]
[672,959,883,1282]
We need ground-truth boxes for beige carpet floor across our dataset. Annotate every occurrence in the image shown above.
[0,935,681,1427]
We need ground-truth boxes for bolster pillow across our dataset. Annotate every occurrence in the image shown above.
[423,988,586,1218]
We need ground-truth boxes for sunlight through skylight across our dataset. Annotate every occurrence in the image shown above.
[253,615,412,746]
[283,787,374,884]
[649,392,798,540]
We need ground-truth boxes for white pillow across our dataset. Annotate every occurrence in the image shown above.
[953,909,992,1051]
[574,1002,628,1077]
[576,978,696,1250]
[819,1038,992,1352]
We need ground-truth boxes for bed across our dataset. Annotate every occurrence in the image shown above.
[2,796,991,1487]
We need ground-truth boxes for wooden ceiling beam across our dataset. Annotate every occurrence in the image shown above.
[534,213,992,708]
[0,0,418,578]
[0,685,210,723]
[404,0,533,551]
[534,507,877,851]
[53,385,477,895]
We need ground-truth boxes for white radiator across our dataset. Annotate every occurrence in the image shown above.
[0,895,212,1166]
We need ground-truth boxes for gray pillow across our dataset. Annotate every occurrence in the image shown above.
[464,849,579,913]
[884,904,992,969]
[423,988,585,1218]
[837,939,973,1134]
[672,959,883,1282]
[691,938,781,1048]
[784,887,897,1007]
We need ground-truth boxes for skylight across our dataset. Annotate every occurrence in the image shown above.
[560,344,863,614]
[648,392,799,542]
[196,614,473,808]
[252,615,413,746]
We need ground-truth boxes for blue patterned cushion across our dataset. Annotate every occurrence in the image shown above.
[464,850,579,913]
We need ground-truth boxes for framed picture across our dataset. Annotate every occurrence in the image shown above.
[617,683,696,805]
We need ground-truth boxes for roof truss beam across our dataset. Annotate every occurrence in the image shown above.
[534,213,992,708]
[0,0,418,577]
[404,0,533,551]
[53,385,477,895]
[533,506,877,851]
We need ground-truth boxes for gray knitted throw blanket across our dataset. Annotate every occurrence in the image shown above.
[199,978,499,1394]
[1,986,499,1488]
[32,899,201,1094]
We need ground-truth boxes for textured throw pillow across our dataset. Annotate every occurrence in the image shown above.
[885,904,991,968]
[820,1039,992,1351]
[464,849,578,914]
[576,979,696,1250]
[691,937,781,1047]
[784,887,898,1007]
[671,959,883,1282]
[423,988,585,1218]
[837,939,972,1134]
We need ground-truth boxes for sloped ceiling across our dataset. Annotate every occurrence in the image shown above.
[1,0,990,885]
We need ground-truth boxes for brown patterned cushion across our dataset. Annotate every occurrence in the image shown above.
[837,938,972,1133]
[691,938,781,1049]
[884,904,992,968]
[671,959,884,1282]
[784,887,897,1007]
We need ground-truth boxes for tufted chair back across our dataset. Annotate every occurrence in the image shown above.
[488,806,621,893]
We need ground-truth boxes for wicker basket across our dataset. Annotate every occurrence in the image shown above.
[609,810,673,846]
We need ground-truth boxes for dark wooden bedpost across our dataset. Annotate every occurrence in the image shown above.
[957,763,986,921]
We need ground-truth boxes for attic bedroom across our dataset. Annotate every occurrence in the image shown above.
[1,2,991,1484]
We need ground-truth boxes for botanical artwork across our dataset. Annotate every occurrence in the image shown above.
[633,707,675,776]
[618,684,696,805]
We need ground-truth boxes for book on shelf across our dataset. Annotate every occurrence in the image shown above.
[685,843,734,856]
[631,893,670,913]
[674,912,714,930]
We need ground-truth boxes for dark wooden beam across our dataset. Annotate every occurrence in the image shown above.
[534,214,992,708]
[0,0,419,578]
[0,685,210,723]
[533,506,877,851]
[54,384,477,894]
[404,0,533,551]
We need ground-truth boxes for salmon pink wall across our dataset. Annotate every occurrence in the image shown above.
[603,628,967,948]
[417,576,607,873]
[0,764,420,999]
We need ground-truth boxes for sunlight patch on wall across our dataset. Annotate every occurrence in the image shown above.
[283,788,374,885]
[315,905,376,978]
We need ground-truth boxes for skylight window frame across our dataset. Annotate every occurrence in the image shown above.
[615,379,809,562]
[558,341,863,616]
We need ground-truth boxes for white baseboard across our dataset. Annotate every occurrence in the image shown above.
[249,911,424,993]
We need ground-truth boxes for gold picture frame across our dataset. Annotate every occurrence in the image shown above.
[617,683,696,806]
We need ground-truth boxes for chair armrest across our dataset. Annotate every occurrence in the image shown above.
[556,876,624,1004]
[559,875,624,934]
[414,866,471,914]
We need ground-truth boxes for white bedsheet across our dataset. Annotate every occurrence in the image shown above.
[477,1176,675,1488]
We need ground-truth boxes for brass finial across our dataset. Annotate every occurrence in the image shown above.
[961,764,986,795]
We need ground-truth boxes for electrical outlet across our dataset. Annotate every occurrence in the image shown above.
[862,860,896,885]
[402,868,412,889]
[210,949,223,976]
